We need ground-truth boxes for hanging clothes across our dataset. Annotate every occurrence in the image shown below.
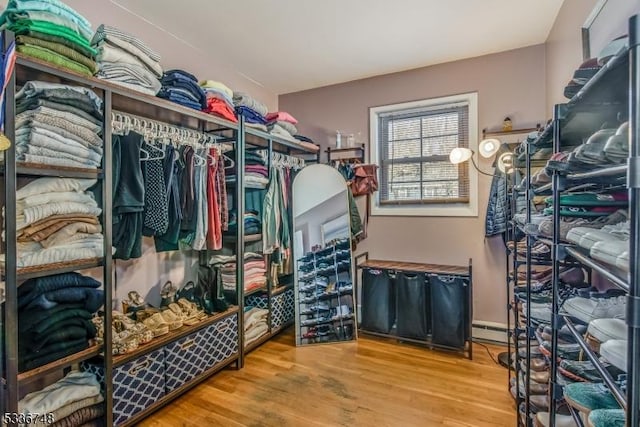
[191,148,209,251]
[263,164,296,284]
[206,147,223,250]
[112,131,144,260]
[141,140,169,237]
[278,166,292,274]
[154,143,183,252]
[217,150,229,232]
[179,145,197,246]
[263,165,282,255]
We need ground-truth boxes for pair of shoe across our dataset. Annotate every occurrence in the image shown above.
[558,359,624,384]
[564,382,621,416]
[510,374,549,396]
[535,411,582,427]
[144,298,207,334]
[538,209,627,242]
[300,304,330,315]
[302,325,332,339]
[92,311,155,355]
[585,318,626,352]
[564,58,601,98]
[561,291,626,324]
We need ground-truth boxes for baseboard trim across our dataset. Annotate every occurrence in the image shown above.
[472,321,508,344]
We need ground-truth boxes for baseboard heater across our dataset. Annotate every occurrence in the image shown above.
[472,321,508,344]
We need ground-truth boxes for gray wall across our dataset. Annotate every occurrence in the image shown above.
[280,45,547,325]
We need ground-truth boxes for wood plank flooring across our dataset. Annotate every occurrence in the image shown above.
[140,330,515,427]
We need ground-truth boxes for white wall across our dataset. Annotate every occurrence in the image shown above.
[0,0,278,109]
[113,238,199,310]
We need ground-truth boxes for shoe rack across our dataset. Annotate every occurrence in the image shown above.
[510,15,640,427]
[296,238,356,344]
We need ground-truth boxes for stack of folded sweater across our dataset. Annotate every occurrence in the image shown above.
[158,69,206,110]
[200,80,236,122]
[227,211,261,236]
[245,150,269,188]
[266,111,299,143]
[233,92,268,131]
[215,251,266,293]
[19,371,104,425]
[17,272,102,371]
[91,24,162,95]
[3,178,104,268]
[224,150,269,188]
[293,134,320,152]
[244,253,267,292]
[1,0,97,76]
[15,81,103,169]
[244,306,269,347]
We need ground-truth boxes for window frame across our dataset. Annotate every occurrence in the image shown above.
[369,92,479,217]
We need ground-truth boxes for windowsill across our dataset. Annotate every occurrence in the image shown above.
[371,201,478,217]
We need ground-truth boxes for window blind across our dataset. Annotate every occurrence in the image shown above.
[378,103,470,205]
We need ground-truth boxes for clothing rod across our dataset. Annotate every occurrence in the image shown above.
[111,110,234,152]
[256,149,305,169]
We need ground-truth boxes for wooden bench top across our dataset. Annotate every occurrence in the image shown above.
[357,259,470,276]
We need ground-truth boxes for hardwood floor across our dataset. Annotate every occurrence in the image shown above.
[141,330,515,427]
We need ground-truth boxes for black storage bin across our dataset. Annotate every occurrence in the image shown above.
[361,268,395,333]
[430,274,468,348]
[395,272,429,340]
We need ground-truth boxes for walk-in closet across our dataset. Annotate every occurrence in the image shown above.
[0,1,639,426]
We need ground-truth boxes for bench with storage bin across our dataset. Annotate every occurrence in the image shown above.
[356,254,473,359]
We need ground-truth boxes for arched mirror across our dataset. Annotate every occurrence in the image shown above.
[293,164,357,345]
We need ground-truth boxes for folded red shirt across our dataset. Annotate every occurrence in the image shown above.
[205,98,237,123]
[265,111,297,124]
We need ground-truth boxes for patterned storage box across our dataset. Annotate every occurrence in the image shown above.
[245,293,269,310]
[271,288,295,330]
[203,313,239,365]
[246,289,294,330]
[81,349,165,426]
[164,313,239,393]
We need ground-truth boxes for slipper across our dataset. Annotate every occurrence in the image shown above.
[143,312,170,337]
[160,309,183,330]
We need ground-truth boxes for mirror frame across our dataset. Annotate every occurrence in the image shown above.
[292,164,358,346]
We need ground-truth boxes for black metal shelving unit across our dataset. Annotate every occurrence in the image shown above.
[514,15,639,427]
[238,128,311,356]
[506,128,556,427]
[1,43,319,425]
[628,16,640,427]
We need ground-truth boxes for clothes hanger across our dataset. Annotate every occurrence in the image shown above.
[223,152,235,169]
[145,141,166,160]
[192,138,208,166]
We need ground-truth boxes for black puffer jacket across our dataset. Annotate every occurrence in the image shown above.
[485,172,507,237]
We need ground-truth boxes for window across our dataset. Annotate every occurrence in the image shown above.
[370,92,478,217]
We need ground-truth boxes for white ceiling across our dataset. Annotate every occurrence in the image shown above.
[109,0,564,94]
[6,0,565,95]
